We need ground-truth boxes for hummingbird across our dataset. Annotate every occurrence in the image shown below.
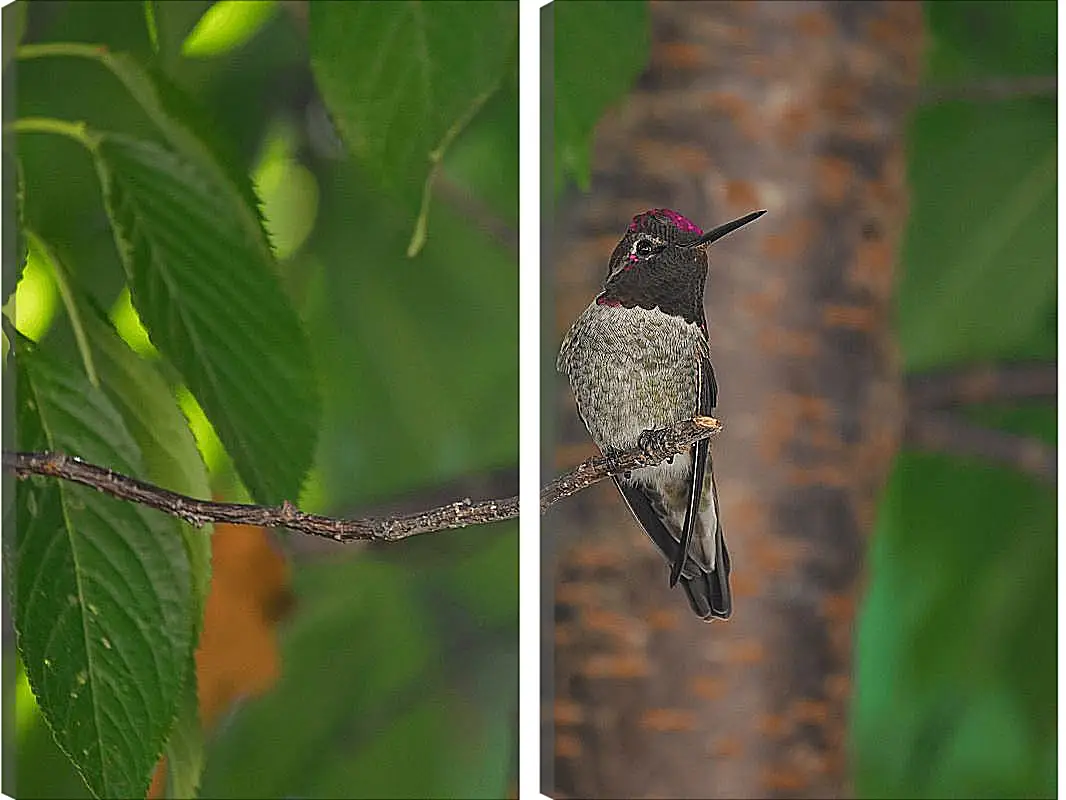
[557,207,765,621]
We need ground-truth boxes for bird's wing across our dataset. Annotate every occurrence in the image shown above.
[669,356,713,586]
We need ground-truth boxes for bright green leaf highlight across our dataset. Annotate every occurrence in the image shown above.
[11,236,58,342]
[109,286,159,359]
[296,465,327,514]
[253,125,320,260]
[181,0,277,59]
[177,385,227,477]
[14,340,193,799]
[16,663,39,737]
[29,231,100,387]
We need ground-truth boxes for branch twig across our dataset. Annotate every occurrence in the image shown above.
[904,410,1056,484]
[906,362,1057,410]
[921,75,1057,105]
[2,417,721,542]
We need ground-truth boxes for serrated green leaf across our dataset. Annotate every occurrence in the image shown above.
[14,340,192,799]
[93,133,318,505]
[75,297,212,629]
[309,0,516,242]
[25,44,269,236]
[554,0,649,192]
[73,303,209,798]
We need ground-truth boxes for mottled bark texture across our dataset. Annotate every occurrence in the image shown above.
[548,2,924,798]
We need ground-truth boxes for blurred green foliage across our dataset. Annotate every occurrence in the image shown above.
[853,2,1056,798]
[8,1,517,798]
[201,529,518,799]
[553,0,649,192]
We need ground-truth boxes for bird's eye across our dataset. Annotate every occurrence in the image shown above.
[634,238,656,257]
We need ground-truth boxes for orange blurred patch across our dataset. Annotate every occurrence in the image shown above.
[646,607,681,631]
[726,639,766,665]
[150,522,291,797]
[822,303,876,331]
[554,699,585,727]
[556,733,584,760]
[723,179,762,211]
[796,9,836,38]
[658,40,707,71]
[641,708,698,732]
[570,544,626,571]
[761,217,814,262]
[815,156,854,205]
[580,653,651,679]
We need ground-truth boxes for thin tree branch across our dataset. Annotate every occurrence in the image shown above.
[904,409,1056,484]
[906,362,1057,410]
[435,173,519,257]
[921,75,1057,105]
[2,417,721,541]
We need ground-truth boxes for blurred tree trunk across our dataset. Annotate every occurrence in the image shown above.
[548,2,924,798]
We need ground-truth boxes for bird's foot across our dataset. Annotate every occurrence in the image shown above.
[637,427,668,460]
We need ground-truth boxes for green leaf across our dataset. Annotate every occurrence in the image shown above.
[71,296,211,798]
[17,44,273,275]
[75,296,212,628]
[554,0,649,192]
[181,0,278,59]
[897,99,1056,371]
[93,133,318,504]
[309,0,517,248]
[13,339,193,799]
[84,45,271,266]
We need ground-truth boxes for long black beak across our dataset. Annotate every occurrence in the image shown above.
[687,209,766,247]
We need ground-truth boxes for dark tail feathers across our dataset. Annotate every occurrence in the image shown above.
[681,539,732,621]
[681,569,731,621]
